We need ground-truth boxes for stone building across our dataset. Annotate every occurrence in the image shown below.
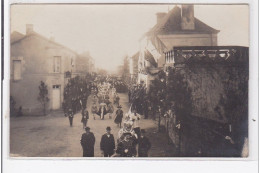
[165,46,249,157]
[129,51,139,83]
[10,24,77,115]
[138,5,219,89]
[74,51,95,76]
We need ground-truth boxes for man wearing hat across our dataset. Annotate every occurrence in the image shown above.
[80,127,96,157]
[100,126,115,157]
[68,108,74,127]
[138,129,151,157]
[114,105,123,128]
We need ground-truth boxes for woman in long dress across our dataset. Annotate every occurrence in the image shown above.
[107,102,114,119]
[97,103,107,120]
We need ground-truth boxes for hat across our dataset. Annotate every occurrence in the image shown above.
[85,127,90,131]
[117,105,122,108]
[141,129,146,133]
[106,126,111,131]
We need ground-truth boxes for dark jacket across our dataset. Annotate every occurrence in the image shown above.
[116,139,137,157]
[80,132,95,157]
[100,134,115,154]
[138,136,151,157]
[114,109,123,124]
[81,111,89,123]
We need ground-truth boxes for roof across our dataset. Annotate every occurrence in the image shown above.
[144,50,157,67]
[131,51,140,61]
[11,31,25,44]
[146,6,219,36]
[11,31,78,55]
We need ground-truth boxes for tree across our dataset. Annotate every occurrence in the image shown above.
[38,81,49,115]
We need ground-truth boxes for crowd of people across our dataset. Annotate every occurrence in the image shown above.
[62,74,152,157]
[63,76,92,127]
[128,84,152,119]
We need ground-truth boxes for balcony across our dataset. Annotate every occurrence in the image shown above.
[165,46,249,68]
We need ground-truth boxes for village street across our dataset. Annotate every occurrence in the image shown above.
[10,93,176,157]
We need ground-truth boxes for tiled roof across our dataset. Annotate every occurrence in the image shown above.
[146,6,219,36]
[11,31,25,44]
[11,31,78,55]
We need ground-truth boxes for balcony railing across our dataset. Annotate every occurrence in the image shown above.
[165,46,249,66]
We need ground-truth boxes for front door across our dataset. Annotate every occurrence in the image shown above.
[52,85,61,110]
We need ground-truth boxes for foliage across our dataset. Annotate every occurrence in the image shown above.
[37,81,49,115]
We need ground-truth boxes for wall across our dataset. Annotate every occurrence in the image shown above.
[10,34,76,115]
[167,46,248,156]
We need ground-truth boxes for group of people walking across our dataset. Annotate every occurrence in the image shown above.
[80,125,151,157]
[62,75,152,157]
[63,76,91,127]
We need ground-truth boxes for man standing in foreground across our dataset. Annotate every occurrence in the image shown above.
[100,126,115,157]
[138,129,151,157]
[80,127,95,157]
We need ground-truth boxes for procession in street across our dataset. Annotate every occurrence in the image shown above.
[9,4,249,158]
[63,75,152,157]
[10,74,165,157]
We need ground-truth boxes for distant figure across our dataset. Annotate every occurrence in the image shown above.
[91,103,98,120]
[17,106,23,117]
[107,102,114,119]
[116,94,120,107]
[97,104,107,120]
[68,108,74,127]
[81,108,89,129]
[138,129,151,157]
[131,109,141,139]
[100,126,115,157]
[114,105,123,128]
[80,127,95,157]
[92,95,98,104]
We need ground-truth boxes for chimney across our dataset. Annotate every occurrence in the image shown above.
[181,5,195,30]
[156,12,167,24]
[26,24,34,35]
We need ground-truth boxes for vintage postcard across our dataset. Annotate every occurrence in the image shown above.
[8,3,251,158]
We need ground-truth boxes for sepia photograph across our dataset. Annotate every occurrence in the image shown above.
[9,3,250,158]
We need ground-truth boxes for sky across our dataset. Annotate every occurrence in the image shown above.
[11,4,249,71]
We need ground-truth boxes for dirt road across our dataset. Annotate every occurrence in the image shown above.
[10,93,165,157]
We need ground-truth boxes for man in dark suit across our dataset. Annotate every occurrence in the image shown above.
[100,126,115,157]
[68,108,74,127]
[138,129,151,157]
[80,127,95,157]
[114,105,123,128]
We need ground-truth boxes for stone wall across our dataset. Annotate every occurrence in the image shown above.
[166,46,249,156]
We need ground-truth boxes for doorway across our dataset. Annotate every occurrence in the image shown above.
[52,85,61,110]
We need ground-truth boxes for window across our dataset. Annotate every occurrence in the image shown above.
[53,56,61,73]
[13,60,22,80]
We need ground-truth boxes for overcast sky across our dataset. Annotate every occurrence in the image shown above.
[11,4,249,71]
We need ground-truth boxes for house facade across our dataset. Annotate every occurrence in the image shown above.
[10,24,77,115]
[129,52,139,84]
[74,51,95,76]
[138,5,219,89]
